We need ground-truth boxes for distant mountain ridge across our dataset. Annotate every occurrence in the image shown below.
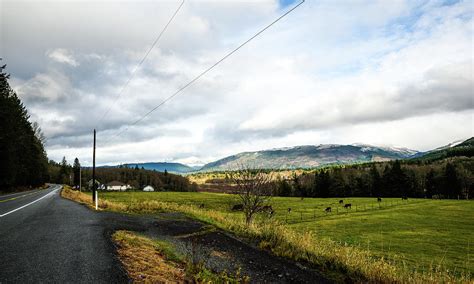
[413,137,474,161]
[106,138,473,173]
[122,162,196,173]
[199,143,420,171]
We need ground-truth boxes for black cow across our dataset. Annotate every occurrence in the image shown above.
[231,204,244,211]
[339,200,344,204]
[344,203,352,209]
[198,203,205,209]
[325,207,332,213]
[402,196,408,201]
[377,197,382,202]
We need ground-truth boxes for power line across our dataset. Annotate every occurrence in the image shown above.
[97,0,185,128]
[110,0,305,140]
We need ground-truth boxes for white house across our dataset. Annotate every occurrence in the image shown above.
[106,181,131,191]
[143,185,154,192]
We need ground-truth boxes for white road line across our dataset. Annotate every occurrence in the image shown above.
[0,186,60,218]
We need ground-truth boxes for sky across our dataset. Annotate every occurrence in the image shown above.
[1,0,473,166]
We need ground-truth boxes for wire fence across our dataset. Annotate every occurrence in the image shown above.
[265,199,427,224]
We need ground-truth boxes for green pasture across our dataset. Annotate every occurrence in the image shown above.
[98,191,473,275]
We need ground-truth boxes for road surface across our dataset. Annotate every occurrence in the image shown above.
[0,185,130,283]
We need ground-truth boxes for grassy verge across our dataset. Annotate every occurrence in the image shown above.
[113,230,248,283]
[61,187,471,283]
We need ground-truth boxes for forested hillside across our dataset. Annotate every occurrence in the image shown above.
[0,62,49,191]
[276,157,473,199]
[49,158,197,192]
[81,167,196,192]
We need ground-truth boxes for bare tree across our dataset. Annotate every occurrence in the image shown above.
[32,121,47,145]
[229,165,274,226]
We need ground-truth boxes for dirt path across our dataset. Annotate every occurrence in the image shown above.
[99,211,332,283]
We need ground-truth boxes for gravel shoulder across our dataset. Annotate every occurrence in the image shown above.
[99,211,332,283]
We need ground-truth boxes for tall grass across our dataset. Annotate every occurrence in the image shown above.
[61,187,471,283]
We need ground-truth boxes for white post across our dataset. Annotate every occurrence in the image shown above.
[95,191,98,210]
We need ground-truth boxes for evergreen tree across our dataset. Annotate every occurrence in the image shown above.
[58,156,70,184]
[445,163,461,199]
[73,158,81,187]
[425,169,436,198]
[370,165,381,197]
[0,61,48,190]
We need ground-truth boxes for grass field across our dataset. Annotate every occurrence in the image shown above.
[97,191,473,278]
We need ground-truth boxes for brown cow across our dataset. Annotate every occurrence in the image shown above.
[258,205,273,212]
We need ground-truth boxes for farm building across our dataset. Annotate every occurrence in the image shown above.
[143,185,154,192]
[106,181,131,191]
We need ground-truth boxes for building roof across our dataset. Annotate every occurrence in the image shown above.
[107,181,126,186]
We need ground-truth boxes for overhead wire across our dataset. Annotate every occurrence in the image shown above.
[96,0,185,129]
[107,0,305,141]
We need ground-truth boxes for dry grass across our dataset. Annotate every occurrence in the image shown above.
[61,187,471,283]
[113,230,186,283]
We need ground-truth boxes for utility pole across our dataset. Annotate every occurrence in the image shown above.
[79,167,82,192]
[92,129,96,203]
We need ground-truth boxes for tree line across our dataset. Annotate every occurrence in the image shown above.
[274,158,473,199]
[48,157,197,192]
[0,62,49,191]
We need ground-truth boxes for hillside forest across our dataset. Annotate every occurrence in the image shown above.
[0,62,49,191]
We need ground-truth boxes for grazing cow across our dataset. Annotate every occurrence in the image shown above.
[231,204,244,211]
[288,208,292,213]
[325,207,332,213]
[377,197,382,202]
[269,210,275,218]
[339,200,344,204]
[402,196,408,201]
[344,203,352,209]
[259,205,273,212]
[198,203,205,209]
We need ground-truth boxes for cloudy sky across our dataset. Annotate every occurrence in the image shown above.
[1,0,473,166]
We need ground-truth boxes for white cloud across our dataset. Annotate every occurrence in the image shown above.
[47,48,79,66]
[2,0,473,166]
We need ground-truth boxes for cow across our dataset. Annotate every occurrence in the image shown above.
[269,210,275,218]
[339,200,344,204]
[198,203,205,209]
[377,197,382,202]
[288,208,292,213]
[344,203,352,209]
[258,205,273,212]
[325,207,332,213]
[231,204,244,211]
[402,196,408,201]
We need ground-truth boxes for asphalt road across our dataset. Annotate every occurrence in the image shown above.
[0,185,131,283]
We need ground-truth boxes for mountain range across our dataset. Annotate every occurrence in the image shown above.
[122,162,198,173]
[113,138,473,173]
[199,144,418,172]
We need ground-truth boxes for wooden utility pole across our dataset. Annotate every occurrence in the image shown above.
[92,129,96,202]
[79,167,82,192]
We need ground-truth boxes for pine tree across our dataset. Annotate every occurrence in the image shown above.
[445,163,461,199]
[73,158,81,187]
[0,61,48,190]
